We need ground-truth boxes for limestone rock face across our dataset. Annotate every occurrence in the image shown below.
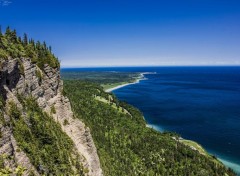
[0,58,102,176]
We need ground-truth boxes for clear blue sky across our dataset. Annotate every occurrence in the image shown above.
[0,0,240,67]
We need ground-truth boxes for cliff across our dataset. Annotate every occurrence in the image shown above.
[0,57,102,175]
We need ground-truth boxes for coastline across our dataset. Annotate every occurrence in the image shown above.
[105,71,239,175]
[146,125,240,175]
[105,72,156,92]
[219,158,240,175]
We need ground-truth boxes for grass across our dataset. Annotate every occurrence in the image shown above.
[180,139,224,166]
[95,95,130,115]
[180,139,207,155]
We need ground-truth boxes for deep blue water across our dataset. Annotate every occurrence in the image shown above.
[62,66,240,174]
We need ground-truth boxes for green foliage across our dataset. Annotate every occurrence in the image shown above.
[0,155,4,169]
[0,27,60,70]
[0,48,8,60]
[61,71,140,85]
[0,155,26,175]
[0,96,5,125]
[0,96,4,109]
[0,159,27,176]
[64,80,236,176]
[63,119,69,126]
[50,105,56,114]
[61,89,67,96]
[8,101,21,120]
[14,165,26,175]
[17,59,25,75]
[35,69,42,83]
[8,98,84,175]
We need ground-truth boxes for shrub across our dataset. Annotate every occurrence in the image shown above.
[0,49,8,60]
[50,105,56,114]
[63,119,69,126]
[35,69,42,83]
[18,60,25,75]
[0,96,4,109]
[8,102,21,120]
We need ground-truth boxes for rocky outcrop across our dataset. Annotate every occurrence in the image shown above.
[48,87,102,176]
[0,58,102,175]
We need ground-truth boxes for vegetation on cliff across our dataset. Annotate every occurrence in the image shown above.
[64,80,236,176]
[0,27,59,69]
[6,96,84,175]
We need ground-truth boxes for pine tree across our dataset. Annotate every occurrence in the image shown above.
[18,36,22,43]
[0,26,2,47]
[23,33,28,46]
[12,29,17,42]
[49,46,52,53]
[0,26,2,36]
[5,26,11,37]
[43,41,47,50]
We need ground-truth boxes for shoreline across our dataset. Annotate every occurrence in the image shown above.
[146,124,240,175]
[105,72,156,92]
[219,158,240,175]
[104,71,239,175]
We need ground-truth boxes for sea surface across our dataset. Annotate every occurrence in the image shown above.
[62,66,240,175]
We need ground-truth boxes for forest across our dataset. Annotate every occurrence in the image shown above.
[0,26,59,70]
[64,80,236,176]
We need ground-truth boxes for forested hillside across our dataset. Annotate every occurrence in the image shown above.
[64,80,236,176]
[0,28,101,175]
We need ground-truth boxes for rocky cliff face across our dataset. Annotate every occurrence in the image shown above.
[0,58,102,175]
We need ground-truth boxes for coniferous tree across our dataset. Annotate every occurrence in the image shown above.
[5,26,11,36]
[23,33,28,46]
[0,26,3,47]
[0,26,2,36]
[0,27,59,68]
[18,36,22,43]
[43,41,47,50]
[12,29,17,42]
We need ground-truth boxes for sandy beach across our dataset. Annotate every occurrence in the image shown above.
[105,72,156,92]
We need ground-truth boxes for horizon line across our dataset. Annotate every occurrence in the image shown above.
[61,65,240,69]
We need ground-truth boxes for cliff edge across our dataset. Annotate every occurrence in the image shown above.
[0,57,102,175]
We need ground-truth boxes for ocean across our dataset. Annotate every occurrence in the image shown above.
[62,66,240,174]
[112,67,240,175]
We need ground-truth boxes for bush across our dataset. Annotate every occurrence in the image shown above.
[63,119,69,126]
[50,105,56,114]
[17,59,24,75]
[8,102,21,119]
[0,96,4,109]
[0,49,8,60]
[35,69,42,83]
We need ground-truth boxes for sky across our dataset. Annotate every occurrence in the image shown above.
[0,0,240,67]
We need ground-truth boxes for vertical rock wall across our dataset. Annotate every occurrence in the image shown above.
[0,58,102,175]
